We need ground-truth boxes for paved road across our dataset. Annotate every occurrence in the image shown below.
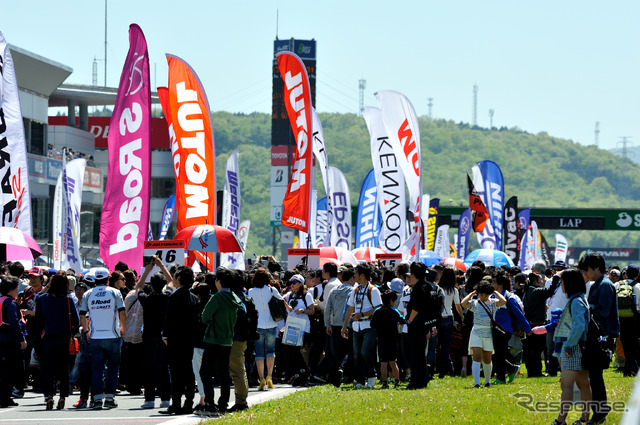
[0,386,300,425]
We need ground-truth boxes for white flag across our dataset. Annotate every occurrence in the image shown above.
[311,108,332,246]
[299,190,318,249]
[0,33,32,234]
[328,166,352,249]
[220,152,244,270]
[434,225,450,259]
[363,106,406,254]
[554,233,568,263]
[375,91,422,261]
[53,158,86,271]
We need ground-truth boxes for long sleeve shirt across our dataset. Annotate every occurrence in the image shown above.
[587,275,620,338]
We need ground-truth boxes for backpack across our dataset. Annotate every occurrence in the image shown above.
[242,293,260,341]
[617,279,637,318]
[424,281,444,326]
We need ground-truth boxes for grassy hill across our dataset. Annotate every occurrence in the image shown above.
[211,111,640,257]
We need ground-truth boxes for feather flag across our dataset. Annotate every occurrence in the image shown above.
[467,174,489,233]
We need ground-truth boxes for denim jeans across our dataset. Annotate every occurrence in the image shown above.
[255,327,278,361]
[437,316,454,375]
[89,338,122,400]
[352,327,377,383]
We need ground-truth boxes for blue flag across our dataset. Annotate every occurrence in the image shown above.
[457,208,472,260]
[518,208,530,270]
[477,160,505,250]
[158,194,176,241]
[355,169,381,248]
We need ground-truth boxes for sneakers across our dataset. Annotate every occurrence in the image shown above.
[229,403,249,412]
[160,405,184,415]
[365,377,376,388]
[507,365,521,383]
[159,400,170,408]
[103,398,117,409]
[474,384,481,388]
[11,388,24,399]
[381,381,389,389]
[266,376,274,389]
[91,400,103,410]
[484,383,491,388]
[258,378,267,391]
[140,401,155,409]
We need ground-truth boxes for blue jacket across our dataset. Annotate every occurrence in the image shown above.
[493,291,532,334]
[588,276,620,338]
[554,294,589,355]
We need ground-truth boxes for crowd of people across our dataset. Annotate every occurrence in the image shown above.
[0,252,635,424]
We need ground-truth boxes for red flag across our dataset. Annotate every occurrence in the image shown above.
[467,174,489,232]
[276,52,313,232]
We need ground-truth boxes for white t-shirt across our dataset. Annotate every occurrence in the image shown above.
[470,298,498,338]
[80,285,124,340]
[545,278,568,321]
[398,285,412,334]
[347,283,382,331]
[441,287,460,318]
[319,278,340,311]
[284,291,314,333]
[248,286,283,329]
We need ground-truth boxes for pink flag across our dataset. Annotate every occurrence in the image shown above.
[99,24,151,271]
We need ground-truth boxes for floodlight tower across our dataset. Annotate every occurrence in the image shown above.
[595,122,600,147]
[489,109,495,129]
[472,84,478,126]
[358,79,366,115]
[428,98,433,117]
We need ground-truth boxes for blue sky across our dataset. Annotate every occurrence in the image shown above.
[2,0,638,149]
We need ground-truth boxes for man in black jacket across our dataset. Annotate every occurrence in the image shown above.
[160,266,199,415]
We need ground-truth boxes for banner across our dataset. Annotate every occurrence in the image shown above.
[220,151,243,269]
[298,190,318,249]
[238,220,250,252]
[426,198,440,251]
[99,24,151,271]
[472,165,497,248]
[158,195,176,240]
[518,208,530,270]
[166,54,217,270]
[476,161,504,249]
[457,208,472,260]
[420,194,430,249]
[328,166,351,249]
[376,90,422,260]
[315,197,329,248]
[53,158,86,271]
[311,107,332,245]
[467,173,489,233]
[363,106,406,254]
[434,225,450,259]
[554,233,568,263]
[276,52,313,232]
[503,196,519,263]
[540,232,552,267]
[355,169,381,248]
[0,31,32,235]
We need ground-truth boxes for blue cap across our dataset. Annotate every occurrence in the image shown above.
[389,278,404,294]
[550,308,563,322]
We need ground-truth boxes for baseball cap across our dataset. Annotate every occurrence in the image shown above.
[28,267,43,277]
[85,267,110,284]
[290,274,305,284]
[389,278,404,294]
[627,264,639,273]
[552,261,567,270]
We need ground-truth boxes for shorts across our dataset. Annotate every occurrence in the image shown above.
[255,327,278,361]
[468,332,494,354]
[560,344,583,371]
[377,337,399,362]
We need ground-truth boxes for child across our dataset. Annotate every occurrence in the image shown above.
[370,291,406,389]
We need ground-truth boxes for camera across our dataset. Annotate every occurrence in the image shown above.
[143,256,153,266]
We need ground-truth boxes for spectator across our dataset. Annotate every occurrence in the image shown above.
[0,275,27,407]
[370,290,406,388]
[324,266,354,387]
[437,267,464,378]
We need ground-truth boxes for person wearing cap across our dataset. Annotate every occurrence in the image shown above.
[608,268,621,286]
[17,267,45,394]
[342,263,382,389]
[282,274,315,382]
[78,267,126,410]
[324,266,355,387]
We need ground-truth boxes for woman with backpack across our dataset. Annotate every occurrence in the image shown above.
[550,268,591,425]
[247,268,285,390]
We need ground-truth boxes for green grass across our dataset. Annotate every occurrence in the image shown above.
[211,369,634,424]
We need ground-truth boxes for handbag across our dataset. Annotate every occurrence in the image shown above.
[268,287,287,321]
[478,300,507,336]
[580,314,612,370]
[68,298,79,355]
[282,314,306,346]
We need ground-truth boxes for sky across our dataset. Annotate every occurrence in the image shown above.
[2,0,638,150]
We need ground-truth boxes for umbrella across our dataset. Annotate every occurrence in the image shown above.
[319,257,342,268]
[441,257,467,272]
[419,250,443,266]
[352,247,387,262]
[173,225,243,253]
[0,227,42,261]
[464,249,515,268]
[319,246,358,266]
